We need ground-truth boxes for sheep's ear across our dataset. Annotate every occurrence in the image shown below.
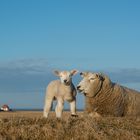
[100,74,105,81]
[95,73,100,78]
[80,72,88,77]
[70,70,79,76]
[53,70,60,76]
[96,73,104,81]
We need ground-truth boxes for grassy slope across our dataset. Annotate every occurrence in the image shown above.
[0,111,140,140]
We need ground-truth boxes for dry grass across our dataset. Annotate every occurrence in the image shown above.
[0,111,140,140]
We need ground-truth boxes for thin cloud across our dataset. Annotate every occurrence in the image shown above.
[0,59,51,74]
[101,68,140,84]
[0,59,54,93]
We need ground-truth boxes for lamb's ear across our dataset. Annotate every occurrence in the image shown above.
[80,72,88,77]
[53,70,60,76]
[70,70,79,76]
[95,73,100,78]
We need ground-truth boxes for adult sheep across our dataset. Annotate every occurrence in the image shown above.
[43,70,78,118]
[77,72,140,117]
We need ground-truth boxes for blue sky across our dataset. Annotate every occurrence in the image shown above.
[0,0,140,109]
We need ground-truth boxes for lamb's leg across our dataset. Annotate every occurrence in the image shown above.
[55,99,64,118]
[43,98,53,118]
[70,99,78,117]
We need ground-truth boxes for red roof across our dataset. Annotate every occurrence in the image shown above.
[2,104,10,109]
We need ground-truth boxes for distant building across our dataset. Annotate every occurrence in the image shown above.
[1,104,10,111]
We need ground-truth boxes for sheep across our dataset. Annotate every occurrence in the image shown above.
[77,72,140,117]
[43,70,79,118]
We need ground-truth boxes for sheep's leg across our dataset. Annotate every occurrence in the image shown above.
[55,99,64,118]
[70,99,78,117]
[43,98,53,118]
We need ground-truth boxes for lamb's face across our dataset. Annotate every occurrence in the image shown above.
[54,70,78,85]
[77,72,104,97]
[59,71,72,85]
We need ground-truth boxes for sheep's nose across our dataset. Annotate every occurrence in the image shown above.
[64,80,67,83]
[77,85,81,90]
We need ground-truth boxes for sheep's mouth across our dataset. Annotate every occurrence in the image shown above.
[77,89,85,94]
[77,88,82,92]
[78,90,88,96]
[79,91,88,96]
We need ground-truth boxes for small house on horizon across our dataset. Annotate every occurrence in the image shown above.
[1,104,10,112]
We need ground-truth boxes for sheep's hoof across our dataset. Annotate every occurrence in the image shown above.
[71,114,78,117]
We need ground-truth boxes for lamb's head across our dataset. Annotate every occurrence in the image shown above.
[77,72,105,97]
[54,70,79,85]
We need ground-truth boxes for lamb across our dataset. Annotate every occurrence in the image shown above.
[77,72,140,117]
[43,70,78,118]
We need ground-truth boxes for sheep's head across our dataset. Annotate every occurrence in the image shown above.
[54,70,79,85]
[77,72,104,97]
